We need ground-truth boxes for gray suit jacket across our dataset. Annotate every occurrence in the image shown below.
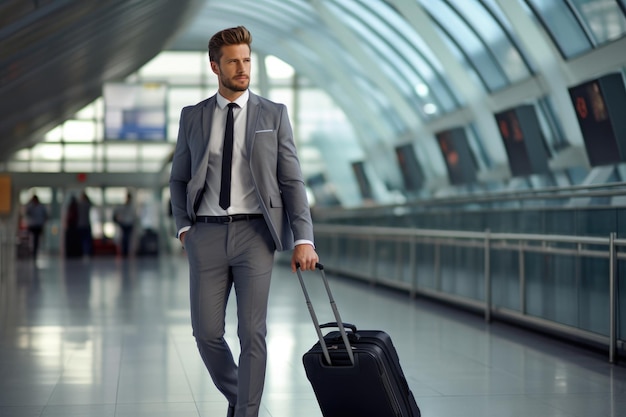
[169,91,313,252]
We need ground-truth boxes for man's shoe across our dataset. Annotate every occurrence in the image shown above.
[227,404,235,417]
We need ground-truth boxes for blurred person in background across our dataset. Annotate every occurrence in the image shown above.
[113,191,136,258]
[77,190,93,258]
[25,194,48,259]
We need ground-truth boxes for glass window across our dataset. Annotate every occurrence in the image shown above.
[330,0,461,117]
[268,88,293,112]
[75,103,97,119]
[449,0,532,82]
[419,0,508,91]
[168,88,205,119]
[140,144,171,160]
[104,187,129,205]
[64,144,95,160]
[265,55,294,81]
[32,144,62,160]
[569,0,626,45]
[139,52,204,84]
[524,0,593,58]
[20,188,52,205]
[106,161,141,172]
[29,161,61,172]
[63,120,96,142]
[105,144,138,161]
[44,126,63,142]
[7,161,29,172]
[64,161,97,172]
[12,149,30,161]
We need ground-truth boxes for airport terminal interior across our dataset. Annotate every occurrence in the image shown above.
[1,0,626,416]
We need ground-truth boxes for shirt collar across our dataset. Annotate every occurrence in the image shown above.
[217,90,249,109]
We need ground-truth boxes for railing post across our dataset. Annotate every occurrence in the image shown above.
[485,229,492,323]
[434,242,441,291]
[409,236,417,298]
[609,232,616,364]
[368,235,376,285]
[517,240,526,315]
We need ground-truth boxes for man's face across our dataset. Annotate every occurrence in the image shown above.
[212,44,251,97]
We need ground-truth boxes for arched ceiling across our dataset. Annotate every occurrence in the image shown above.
[3,0,626,195]
[0,0,204,161]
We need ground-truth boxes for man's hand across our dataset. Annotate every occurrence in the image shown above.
[179,231,187,246]
[291,244,319,272]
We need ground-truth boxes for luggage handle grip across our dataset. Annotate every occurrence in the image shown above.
[319,322,357,334]
[296,263,355,367]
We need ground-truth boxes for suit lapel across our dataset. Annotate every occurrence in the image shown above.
[202,96,217,146]
[246,93,261,156]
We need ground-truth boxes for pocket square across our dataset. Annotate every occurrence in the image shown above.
[255,129,274,133]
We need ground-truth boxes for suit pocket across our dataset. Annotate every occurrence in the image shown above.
[269,194,283,208]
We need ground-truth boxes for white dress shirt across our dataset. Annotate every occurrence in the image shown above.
[197,90,261,216]
[178,90,313,248]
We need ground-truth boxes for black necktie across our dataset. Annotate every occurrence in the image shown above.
[219,103,238,210]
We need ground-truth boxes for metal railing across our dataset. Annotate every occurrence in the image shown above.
[313,223,623,363]
[312,180,626,222]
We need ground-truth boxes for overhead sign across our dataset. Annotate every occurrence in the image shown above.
[104,82,167,141]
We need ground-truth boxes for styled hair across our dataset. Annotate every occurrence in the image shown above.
[208,26,252,63]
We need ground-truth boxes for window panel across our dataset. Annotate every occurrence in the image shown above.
[524,0,592,58]
[32,144,62,160]
[140,144,171,161]
[64,144,95,160]
[168,88,205,119]
[332,0,460,116]
[30,161,61,172]
[44,126,62,142]
[105,144,138,160]
[449,0,531,82]
[265,55,294,81]
[139,52,204,84]
[105,187,130,204]
[63,120,96,142]
[106,161,140,172]
[7,161,29,171]
[419,0,508,91]
[64,161,97,172]
[12,149,30,161]
[569,0,626,45]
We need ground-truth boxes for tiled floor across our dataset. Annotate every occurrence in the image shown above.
[1,253,625,417]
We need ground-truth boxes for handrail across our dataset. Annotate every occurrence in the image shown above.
[312,223,622,362]
[313,181,626,220]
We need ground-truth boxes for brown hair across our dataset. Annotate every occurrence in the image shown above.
[208,26,252,63]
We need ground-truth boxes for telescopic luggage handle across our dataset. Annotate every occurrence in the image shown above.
[296,263,355,366]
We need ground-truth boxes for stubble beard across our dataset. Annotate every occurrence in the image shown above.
[221,73,249,93]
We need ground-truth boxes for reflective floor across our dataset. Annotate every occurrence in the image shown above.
[1,254,626,417]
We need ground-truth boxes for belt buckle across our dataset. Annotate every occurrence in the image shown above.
[226,215,234,224]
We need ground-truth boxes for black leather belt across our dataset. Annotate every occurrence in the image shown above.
[196,214,263,224]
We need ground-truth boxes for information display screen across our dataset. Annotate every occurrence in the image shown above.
[495,105,550,177]
[351,161,374,200]
[104,83,167,141]
[435,127,477,185]
[394,143,424,192]
[568,73,626,166]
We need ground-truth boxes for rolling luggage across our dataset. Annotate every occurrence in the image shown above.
[296,263,421,417]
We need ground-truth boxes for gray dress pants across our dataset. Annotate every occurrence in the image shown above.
[184,218,275,417]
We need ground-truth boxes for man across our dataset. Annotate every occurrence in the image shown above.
[24,194,48,259]
[169,26,318,417]
[113,191,136,258]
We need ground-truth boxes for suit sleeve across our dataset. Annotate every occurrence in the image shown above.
[275,105,314,243]
[169,107,193,235]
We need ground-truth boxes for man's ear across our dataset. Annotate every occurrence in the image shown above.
[210,61,220,75]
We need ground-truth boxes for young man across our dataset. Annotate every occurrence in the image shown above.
[169,26,318,417]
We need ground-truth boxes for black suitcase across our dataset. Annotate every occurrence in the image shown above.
[296,263,421,417]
